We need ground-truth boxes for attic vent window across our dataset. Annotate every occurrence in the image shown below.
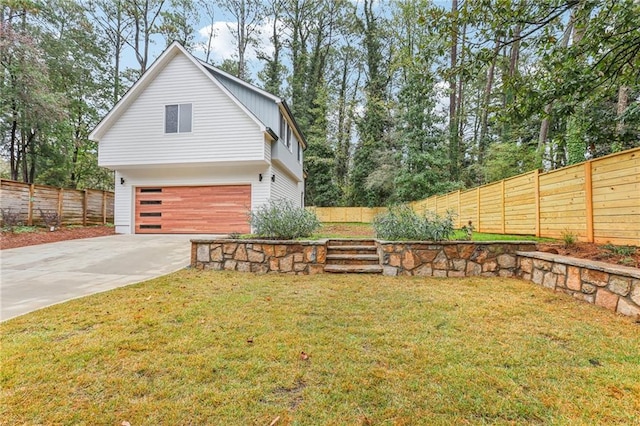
[165,103,192,133]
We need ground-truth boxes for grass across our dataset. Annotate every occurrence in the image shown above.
[2,270,639,424]
[314,222,554,242]
[0,225,39,233]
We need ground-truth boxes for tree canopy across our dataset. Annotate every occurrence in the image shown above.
[1,0,638,199]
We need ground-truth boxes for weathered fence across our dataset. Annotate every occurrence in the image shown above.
[309,147,640,246]
[0,179,114,227]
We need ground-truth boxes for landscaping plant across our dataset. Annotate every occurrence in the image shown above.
[373,204,455,241]
[249,199,321,239]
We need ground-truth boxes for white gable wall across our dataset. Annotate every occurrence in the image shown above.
[99,53,266,168]
[113,165,271,234]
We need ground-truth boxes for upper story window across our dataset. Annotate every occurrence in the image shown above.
[279,113,291,150]
[297,142,302,163]
[165,103,192,133]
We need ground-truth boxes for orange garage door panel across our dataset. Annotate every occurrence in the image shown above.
[135,185,251,234]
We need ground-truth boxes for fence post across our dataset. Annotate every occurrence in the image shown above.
[27,184,35,226]
[501,180,506,234]
[102,191,107,224]
[457,190,461,228]
[476,187,481,232]
[57,188,64,224]
[83,189,88,226]
[584,160,594,243]
[534,169,541,237]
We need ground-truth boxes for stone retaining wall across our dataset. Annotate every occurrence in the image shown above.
[378,242,536,277]
[190,239,640,318]
[517,251,640,318]
[191,239,327,275]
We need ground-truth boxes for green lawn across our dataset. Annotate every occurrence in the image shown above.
[2,270,638,424]
[315,222,554,242]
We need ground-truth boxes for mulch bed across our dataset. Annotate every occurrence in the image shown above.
[537,242,639,269]
[1,226,116,250]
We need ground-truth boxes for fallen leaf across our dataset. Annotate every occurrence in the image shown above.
[247,337,254,344]
[269,416,280,426]
[300,351,309,360]
[266,297,272,302]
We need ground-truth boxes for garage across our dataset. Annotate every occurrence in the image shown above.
[135,185,251,234]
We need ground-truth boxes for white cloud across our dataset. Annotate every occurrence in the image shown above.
[196,19,276,66]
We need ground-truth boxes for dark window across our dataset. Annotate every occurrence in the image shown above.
[140,224,161,229]
[165,105,178,133]
[140,188,162,193]
[140,200,162,205]
[140,212,161,217]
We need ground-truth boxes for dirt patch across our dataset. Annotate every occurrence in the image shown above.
[537,242,639,269]
[1,226,115,250]
[321,223,375,238]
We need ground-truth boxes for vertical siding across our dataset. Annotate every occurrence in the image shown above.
[114,165,269,234]
[212,72,280,130]
[99,53,265,167]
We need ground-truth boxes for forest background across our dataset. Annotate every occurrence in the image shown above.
[1,0,639,207]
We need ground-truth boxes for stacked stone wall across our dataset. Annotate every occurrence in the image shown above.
[517,251,640,317]
[191,239,327,275]
[190,239,639,318]
[378,242,536,277]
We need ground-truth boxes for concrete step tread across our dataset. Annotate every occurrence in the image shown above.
[327,245,377,252]
[324,264,383,274]
[326,254,379,260]
[327,239,377,246]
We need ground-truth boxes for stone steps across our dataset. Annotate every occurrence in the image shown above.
[325,239,382,274]
[324,264,384,274]
[326,253,380,265]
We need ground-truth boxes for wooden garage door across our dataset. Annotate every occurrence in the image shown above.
[135,185,251,234]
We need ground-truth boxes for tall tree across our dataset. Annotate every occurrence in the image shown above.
[122,0,167,75]
[350,0,392,207]
[257,0,285,95]
[217,0,264,79]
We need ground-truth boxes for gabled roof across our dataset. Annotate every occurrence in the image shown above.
[89,41,299,144]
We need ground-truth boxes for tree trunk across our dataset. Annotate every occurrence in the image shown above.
[456,6,467,142]
[616,85,629,137]
[538,8,575,159]
[478,37,501,168]
[448,0,459,180]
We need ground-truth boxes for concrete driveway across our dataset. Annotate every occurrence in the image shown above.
[0,234,209,321]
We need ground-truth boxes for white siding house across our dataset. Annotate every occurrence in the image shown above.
[90,42,306,234]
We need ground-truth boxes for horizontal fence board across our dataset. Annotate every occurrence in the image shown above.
[1,179,113,227]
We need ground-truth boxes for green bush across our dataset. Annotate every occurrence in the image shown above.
[373,205,455,241]
[249,199,321,239]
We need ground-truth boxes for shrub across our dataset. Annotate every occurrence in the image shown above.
[249,199,321,239]
[561,229,577,246]
[373,205,455,241]
[1,208,22,232]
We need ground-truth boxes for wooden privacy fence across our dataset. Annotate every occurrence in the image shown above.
[307,206,388,223]
[308,147,640,246]
[0,179,114,227]
[411,147,639,246]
